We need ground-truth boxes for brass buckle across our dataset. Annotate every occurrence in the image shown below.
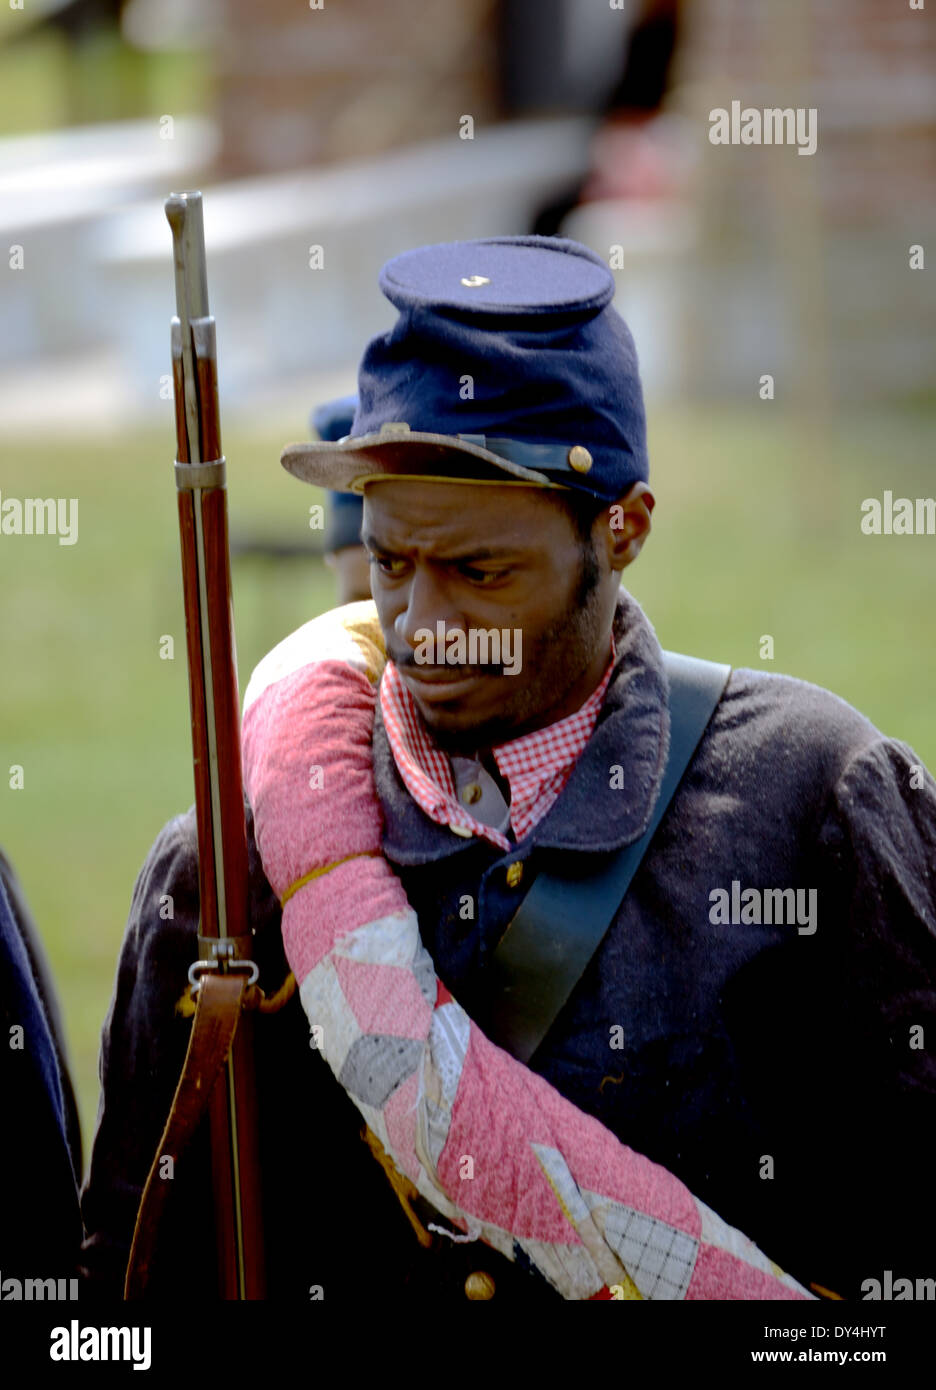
[187,954,259,999]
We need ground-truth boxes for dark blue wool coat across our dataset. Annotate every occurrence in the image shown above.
[80,594,936,1302]
[0,850,82,1277]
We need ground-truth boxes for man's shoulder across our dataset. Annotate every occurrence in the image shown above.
[714,664,886,782]
[639,660,927,850]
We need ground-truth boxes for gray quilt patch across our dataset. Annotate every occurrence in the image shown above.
[338,1033,423,1107]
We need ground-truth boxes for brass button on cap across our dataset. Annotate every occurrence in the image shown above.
[461,782,483,806]
[568,444,593,473]
[506,861,524,888]
[464,1270,496,1300]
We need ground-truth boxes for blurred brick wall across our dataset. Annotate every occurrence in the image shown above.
[215,0,502,177]
[674,0,936,400]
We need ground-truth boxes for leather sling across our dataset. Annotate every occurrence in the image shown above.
[125,971,248,1298]
[483,651,732,1065]
[124,968,296,1299]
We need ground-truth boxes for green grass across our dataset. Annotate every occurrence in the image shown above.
[627,405,936,745]
[1,404,934,1165]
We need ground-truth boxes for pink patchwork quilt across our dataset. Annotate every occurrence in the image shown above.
[241,603,812,1302]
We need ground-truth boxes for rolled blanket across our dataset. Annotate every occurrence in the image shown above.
[242,602,812,1301]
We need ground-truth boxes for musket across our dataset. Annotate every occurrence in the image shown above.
[125,191,265,1298]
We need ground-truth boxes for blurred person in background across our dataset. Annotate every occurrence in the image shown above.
[530,0,684,237]
[0,849,83,1283]
[311,395,369,606]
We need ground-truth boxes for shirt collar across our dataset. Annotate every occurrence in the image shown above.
[380,645,616,851]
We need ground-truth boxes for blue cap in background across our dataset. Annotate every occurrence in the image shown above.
[309,394,364,552]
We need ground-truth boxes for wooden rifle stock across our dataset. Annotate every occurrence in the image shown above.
[163,190,264,1298]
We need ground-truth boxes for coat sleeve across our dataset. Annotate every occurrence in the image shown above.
[0,845,83,1186]
[812,735,936,1292]
[0,854,82,1276]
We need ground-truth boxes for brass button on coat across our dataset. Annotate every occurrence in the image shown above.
[464,1270,496,1300]
[506,861,524,888]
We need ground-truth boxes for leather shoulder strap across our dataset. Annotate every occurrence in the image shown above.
[124,972,247,1300]
[484,651,731,1065]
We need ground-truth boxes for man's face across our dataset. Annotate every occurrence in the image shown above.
[363,479,620,753]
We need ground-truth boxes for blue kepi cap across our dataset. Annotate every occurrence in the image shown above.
[282,235,648,503]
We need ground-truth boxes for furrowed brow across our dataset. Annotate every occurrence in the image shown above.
[361,529,403,556]
[361,531,517,564]
[447,547,516,564]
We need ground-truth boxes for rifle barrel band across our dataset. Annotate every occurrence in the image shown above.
[175,458,226,489]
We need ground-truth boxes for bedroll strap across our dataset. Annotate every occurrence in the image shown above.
[484,652,731,1065]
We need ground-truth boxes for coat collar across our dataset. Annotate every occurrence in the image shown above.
[374,588,670,864]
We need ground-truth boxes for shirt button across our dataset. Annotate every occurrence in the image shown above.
[464,1271,496,1300]
[506,861,524,888]
[461,782,483,806]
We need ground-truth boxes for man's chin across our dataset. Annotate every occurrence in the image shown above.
[412,694,516,753]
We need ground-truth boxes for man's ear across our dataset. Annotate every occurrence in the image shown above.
[600,482,655,572]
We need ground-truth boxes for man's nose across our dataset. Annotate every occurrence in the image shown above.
[394,569,465,653]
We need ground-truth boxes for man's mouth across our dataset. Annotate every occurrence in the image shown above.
[398,666,487,700]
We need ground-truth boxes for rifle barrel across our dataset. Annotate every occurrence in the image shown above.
[165,190,265,1300]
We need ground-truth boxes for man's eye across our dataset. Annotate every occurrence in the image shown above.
[372,555,408,576]
[460,566,509,585]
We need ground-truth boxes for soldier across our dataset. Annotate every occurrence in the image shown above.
[82,236,936,1302]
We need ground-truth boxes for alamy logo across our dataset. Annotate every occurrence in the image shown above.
[709,101,818,156]
[861,1271,935,1300]
[0,492,78,545]
[50,1320,151,1371]
[413,623,522,676]
[860,491,935,535]
[0,1273,78,1300]
[709,881,817,935]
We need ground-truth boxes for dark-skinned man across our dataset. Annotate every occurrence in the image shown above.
[81,236,936,1303]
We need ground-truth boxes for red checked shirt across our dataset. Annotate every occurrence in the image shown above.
[380,642,615,851]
